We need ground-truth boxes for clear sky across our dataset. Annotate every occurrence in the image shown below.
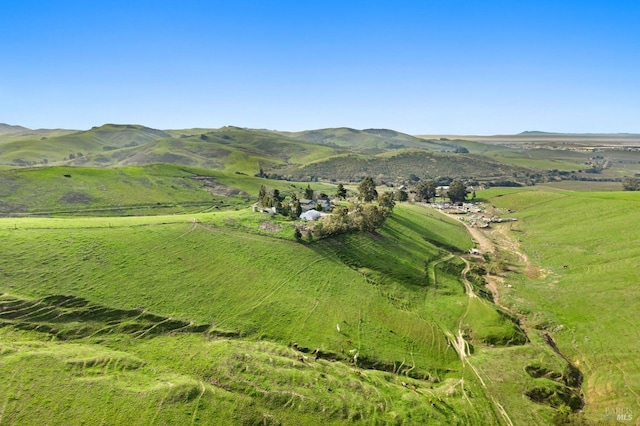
[1,0,638,134]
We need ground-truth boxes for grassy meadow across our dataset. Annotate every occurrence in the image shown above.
[477,187,640,422]
[0,164,337,217]
[0,203,544,424]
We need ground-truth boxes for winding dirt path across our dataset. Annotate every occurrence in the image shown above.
[434,209,518,426]
[436,210,523,314]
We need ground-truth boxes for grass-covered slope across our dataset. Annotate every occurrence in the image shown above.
[2,126,343,177]
[0,164,335,216]
[0,164,340,217]
[279,127,452,153]
[275,149,534,184]
[0,164,256,216]
[0,124,169,165]
[480,188,640,421]
[0,203,538,424]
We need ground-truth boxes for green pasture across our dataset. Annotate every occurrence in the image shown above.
[481,188,640,421]
[1,203,528,423]
[0,164,338,217]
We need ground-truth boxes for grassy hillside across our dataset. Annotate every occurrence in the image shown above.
[0,202,560,424]
[280,127,452,153]
[0,126,343,178]
[274,149,535,185]
[0,164,250,216]
[4,124,640,189]
[0,164,340,217]
[0,123,30,134]
[477,187,640,422]
[0,124,169,166]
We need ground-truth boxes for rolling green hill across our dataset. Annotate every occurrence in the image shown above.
[273,149,536,185]
[2,121,639,424]
[0,123,30,134]
[0,164,339,217]
[474,187,640,423]
[2,157,634,423]
[0,125,343,176]
[3,124,640,189]
[0,124,170,166]
[279,127,452,153]
[0,203,555,424]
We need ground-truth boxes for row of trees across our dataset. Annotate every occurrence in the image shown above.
[258,176,472,243]
[411,179,469,203]
[259,177,470,216]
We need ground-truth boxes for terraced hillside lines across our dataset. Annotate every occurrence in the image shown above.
[0,206,516,424]
[0,294,212,340]
[0,208,464,373]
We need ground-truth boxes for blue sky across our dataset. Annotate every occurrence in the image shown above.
[1,0,638,134]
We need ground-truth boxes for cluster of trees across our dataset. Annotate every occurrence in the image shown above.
[623,177,640,191]
[305,197,394,239]
[292,177,397,241]
[411,179,469,203]
[257,185,305,219]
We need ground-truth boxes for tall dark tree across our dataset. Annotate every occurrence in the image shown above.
[271,189,283,203]
[396,189,408,202]
[291,196,302,219]
[358,177,378,202]
[304,184,314,200]
[447,180,468,203]
[336,183,347,200]
[415,180,436,202]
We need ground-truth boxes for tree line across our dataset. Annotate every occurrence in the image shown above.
[257,176,474,242]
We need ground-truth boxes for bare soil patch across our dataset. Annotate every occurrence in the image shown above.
[259,222,282,232]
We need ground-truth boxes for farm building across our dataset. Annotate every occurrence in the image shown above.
[299,198,331,212]
[300,209,322,221]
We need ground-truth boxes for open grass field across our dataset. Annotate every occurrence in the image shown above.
[0,164,337,217]
[477,187,640,423]
[2,203,547,424]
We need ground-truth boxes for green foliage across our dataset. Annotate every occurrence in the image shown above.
[291,197,302,219]
[377,191,395,216]
[335,183,347,199]
[357,176,378,202]
[447,180,468,203]
[415,179,436,202]
[316,202,387,237]
[304,184,314,199]
[622,177,640,190]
